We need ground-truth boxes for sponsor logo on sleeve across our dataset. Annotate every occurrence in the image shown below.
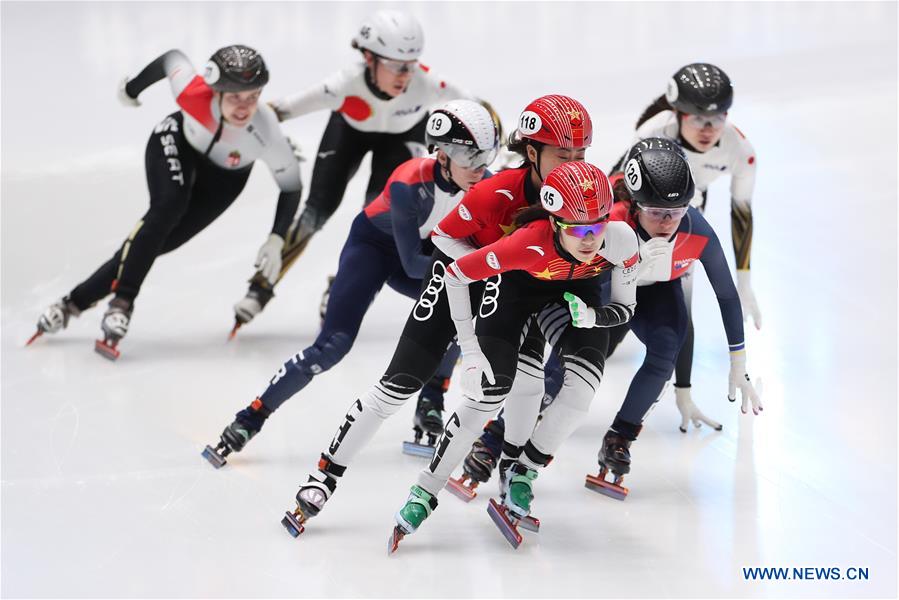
[486,251,501,270]
[458,204,472,221]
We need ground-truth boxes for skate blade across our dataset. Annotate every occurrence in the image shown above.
[387,526,405,555]
[94,339,120,361]
[402,441,435,459]
[281,510,306,538]
[201,445,227,469]
[445,476,478,502]
[228,321,241,342]
[487,498,522,548]
[584,473,629,501]
[25,330,43,346]
[520,515,540,533]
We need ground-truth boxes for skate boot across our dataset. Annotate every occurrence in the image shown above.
[402,377,446,459]
[202,399,271,468]
[282,454,345,538]
[488,461,539,548]
[27,296,81,345]
[95,298,131,360]
[585,428,633,500]
[446,421,502,502]
[230,285,274,339]
[318,274,336,322]
[389,485,438,554]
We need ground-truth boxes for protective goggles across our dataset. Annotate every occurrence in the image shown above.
[637,204,689,220]
[443,144,498,170]
[554,217,609,238]
[683,113,727,130]
[377,56,418,75]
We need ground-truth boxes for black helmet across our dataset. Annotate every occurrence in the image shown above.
[665,63,733,116]
[203,45,269,93]
[623,137,695,208]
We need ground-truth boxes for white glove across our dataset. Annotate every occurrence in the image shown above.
[638,237,670,278]
[728,350,763,415]
[675,386,722,432]
[563,292,596,328]
[459,340,495,402]
[255,233,284,285]
[268,100,289,122]
[286,136,306,163]
[117,77,140,107]
[736,270,762,330]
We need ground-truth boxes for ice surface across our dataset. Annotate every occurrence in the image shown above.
[2,2,896,598]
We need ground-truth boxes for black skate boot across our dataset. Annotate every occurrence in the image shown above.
[27,296,81,345]
[585,425,638,501]
[95,297,132,361]
[446,420,503,502]
[282,454,345,538]
[402,376,447,459]
[202,400,271,468]
[230,284,274,339]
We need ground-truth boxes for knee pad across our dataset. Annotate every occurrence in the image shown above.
[362,369,424,420]
[303,331,353,374]
[560,351,605,406]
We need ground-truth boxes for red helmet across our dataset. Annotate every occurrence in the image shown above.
[516,95,592,148]
[540,162,613,222]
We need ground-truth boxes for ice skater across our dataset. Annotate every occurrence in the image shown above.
[229,9,499,334]
[202,100,499,468]
[277,95,592,539]
[29,45,302,360]
[388,161,640,550]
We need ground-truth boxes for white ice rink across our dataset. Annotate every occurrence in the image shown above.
[1,2,896,598]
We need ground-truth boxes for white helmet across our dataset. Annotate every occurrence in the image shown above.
[426,100,499,170]
[352,10,424,61]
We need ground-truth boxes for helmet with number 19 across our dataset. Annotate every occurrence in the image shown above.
[425,100,499,170]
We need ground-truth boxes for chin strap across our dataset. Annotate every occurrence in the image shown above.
[439,157,462,195]
[204,95,225,157]
[363,58,395,101]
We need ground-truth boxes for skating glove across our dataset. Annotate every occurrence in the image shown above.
[637,237,670,279]
[728,350,763,415]
[286,136,306,163]
[675,386,722,432]
[736,270,762,330]
[117,77,140,107]
[564,292,596,328]
[458,339,496,402]
[564,293,634,328]
[268,100,289,122]
[255,234,284,286]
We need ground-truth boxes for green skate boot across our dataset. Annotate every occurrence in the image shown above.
[389,485,438,554]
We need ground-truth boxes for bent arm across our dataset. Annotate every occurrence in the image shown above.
[124,49,196,101]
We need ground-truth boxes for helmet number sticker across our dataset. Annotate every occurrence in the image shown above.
[624,158,642,192]
[665,77,679,104]
[540,185,563,213]
[202,61,221,86]
[426,112,452,137]
[519,111,542,135]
